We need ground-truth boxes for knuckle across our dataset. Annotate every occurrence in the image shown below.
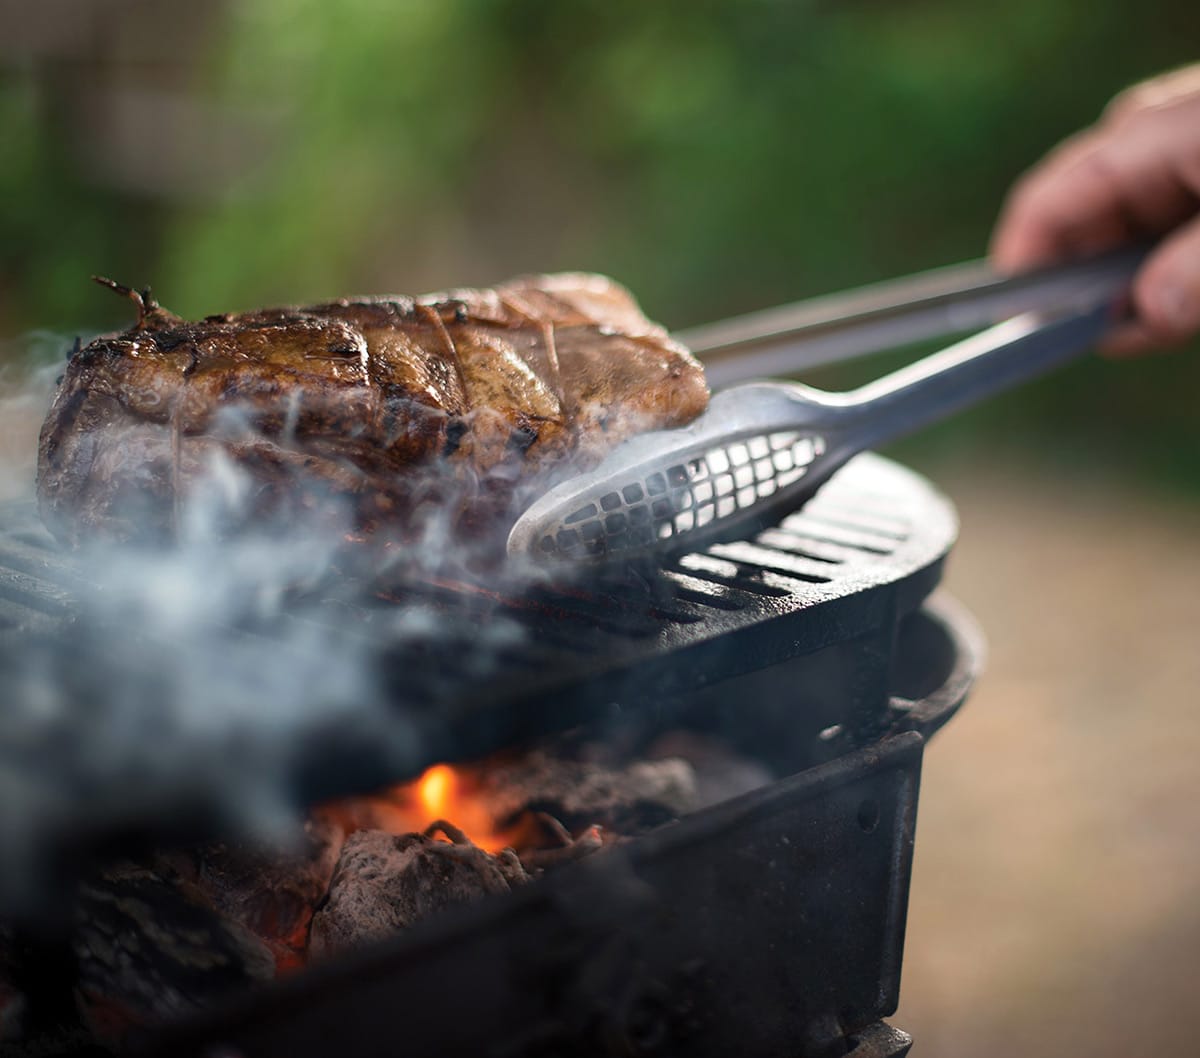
[1068,137,1123,187]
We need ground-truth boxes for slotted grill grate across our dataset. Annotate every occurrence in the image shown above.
[0,453,950,683]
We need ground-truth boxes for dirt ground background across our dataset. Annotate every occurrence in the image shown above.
[895,457,1200,1057]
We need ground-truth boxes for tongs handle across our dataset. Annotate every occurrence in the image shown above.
[833,301,1115,454]
[683,244,1149,389]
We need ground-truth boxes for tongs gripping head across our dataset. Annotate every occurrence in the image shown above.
[508,384,840,564]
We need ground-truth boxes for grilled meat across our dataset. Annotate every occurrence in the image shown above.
[37,274,708,548]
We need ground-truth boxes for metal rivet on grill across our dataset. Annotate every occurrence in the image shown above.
[605,513,627,534]
[600,492,622,512]
[667,465,689,487]
[565,503,598,524]
[652,498,672,519]
[622,483,644,503]
[646,473,667,495]
[556,528,581,551]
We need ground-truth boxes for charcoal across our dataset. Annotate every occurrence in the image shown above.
[473,750,698,833]
[72,861,276,1043]
[308,828,529,960]
[161,817,344,967]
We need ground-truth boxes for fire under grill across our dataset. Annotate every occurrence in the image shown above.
[0,452,981,1058]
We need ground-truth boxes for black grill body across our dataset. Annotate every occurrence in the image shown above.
[0,452,977,1058]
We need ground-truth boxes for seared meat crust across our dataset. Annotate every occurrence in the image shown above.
[37,274,708,547]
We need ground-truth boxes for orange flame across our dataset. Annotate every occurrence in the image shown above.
[324,762,514,853]
[418,763,454,817]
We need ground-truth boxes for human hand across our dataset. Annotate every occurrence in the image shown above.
[991,65,1200,354]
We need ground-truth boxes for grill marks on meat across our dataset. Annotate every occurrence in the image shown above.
[37,274,708,547]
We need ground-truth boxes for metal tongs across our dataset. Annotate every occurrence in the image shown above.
[508,246,1147,567]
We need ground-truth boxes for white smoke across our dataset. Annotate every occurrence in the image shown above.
[0,335,532,913]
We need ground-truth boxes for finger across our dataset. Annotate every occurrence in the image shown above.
[1098,320,1180,357]
[992,114,1197,273]
[1106,64,1200,121]
[1096,290,1163,356]
[990,132,1118,271]
[1130,210,1200,342]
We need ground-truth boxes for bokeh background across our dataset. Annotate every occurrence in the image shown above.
[1,2,1198,1055]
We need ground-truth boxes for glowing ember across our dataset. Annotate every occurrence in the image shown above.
[325,762,516,853]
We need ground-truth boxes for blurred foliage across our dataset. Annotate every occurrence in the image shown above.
[1,0,1198,490]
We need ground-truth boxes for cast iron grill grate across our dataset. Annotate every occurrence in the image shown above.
[0,453,939,648]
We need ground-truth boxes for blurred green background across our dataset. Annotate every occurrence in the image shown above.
[1,0,1198,490]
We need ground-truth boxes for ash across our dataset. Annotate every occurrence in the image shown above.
[308,826,530,960]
